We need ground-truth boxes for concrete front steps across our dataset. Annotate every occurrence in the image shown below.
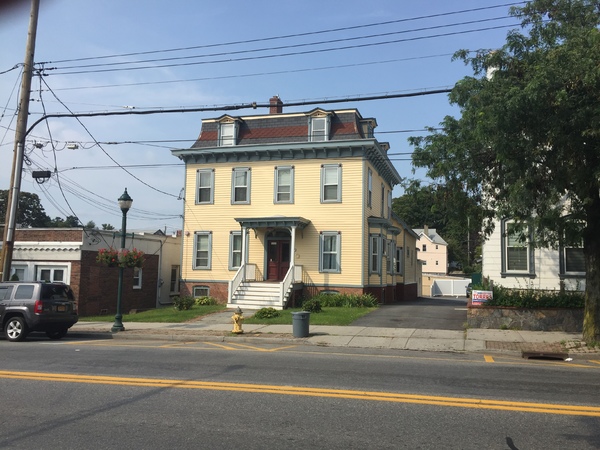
[228,281,288,310]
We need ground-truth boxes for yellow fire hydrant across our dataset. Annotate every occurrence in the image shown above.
[232,307,244,334]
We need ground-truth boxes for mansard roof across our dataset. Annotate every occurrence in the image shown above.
[173,107,402,187]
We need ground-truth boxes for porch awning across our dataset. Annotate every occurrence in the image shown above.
[234,216,311,230]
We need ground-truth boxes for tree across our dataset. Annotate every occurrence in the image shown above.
[409,0,600,341]
[0,190,51,227]
[101,223,115,231]
[392,181,482,269]
[49,216,80,228]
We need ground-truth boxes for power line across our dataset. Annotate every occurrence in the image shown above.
[37,2,524,65]
[45,23,518,76]
[24,87,454,138]
[44,16,514,73]
[38,77,180,199]
[44,53,455,93]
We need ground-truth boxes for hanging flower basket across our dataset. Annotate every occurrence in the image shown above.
[97,247,145,268]
[120,248,145,268]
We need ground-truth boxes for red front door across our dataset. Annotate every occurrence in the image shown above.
[267,239,291,281]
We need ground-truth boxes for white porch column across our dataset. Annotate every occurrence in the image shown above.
[242,226,248,265]
[290,225,297,266]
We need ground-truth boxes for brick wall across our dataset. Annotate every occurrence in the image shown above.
[79,250,159,316]
[15,229,83,242]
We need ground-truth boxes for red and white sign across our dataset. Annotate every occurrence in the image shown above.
[471,290,493,305]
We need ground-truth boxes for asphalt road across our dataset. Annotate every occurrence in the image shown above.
[1,337,599,449]
[350,296,468,329]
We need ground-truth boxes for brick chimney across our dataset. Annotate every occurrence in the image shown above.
[269,95,283,114]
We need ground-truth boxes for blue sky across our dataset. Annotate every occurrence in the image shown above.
[0,0,522,232]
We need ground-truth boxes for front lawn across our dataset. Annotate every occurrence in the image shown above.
[80,304,226,323]
[79,304,376,326]
[244,307,376,326]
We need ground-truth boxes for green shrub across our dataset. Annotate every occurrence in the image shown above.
[195,296,218,306]
[485,286,584,308]
[301,299,322,313]
[172,295,195,311]
[253,307,281,319]
[308,293,378,308]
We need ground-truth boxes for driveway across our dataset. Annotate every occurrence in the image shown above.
[350,296,468,330]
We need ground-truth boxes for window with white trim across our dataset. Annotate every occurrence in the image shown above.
[196,169,214,204]
[193,232,212,269]
[10,266,26,281]
[319,232,341,273]
[169,265,180,293]
[563,245,585,274]
[219,122,237,146]
[387,190,392,219]
[37,267,66,282]
[502,221,532,273]
[231,168,251,204]
[310,116,329,142]
[133,267,142,289]
[387,239,396,274]
[396,247,403,275]
[274,166,294,203]
[229,231,243,270]
[370,234,381,274]
[380,184,385,217]
[193,286,209,297]
[321,164,342,203]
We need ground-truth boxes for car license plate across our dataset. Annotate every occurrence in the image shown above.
[57,305,66,312]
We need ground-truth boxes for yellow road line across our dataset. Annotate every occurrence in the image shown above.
[202,342,242,350]
[1,370,599,417]
[484,355,495,363]
[590,360,600,365]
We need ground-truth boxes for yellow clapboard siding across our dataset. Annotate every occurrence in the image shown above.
[181,158,366,285]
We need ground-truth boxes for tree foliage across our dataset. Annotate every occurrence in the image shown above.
[392,181,482,268]
[409,0,600,341]
[0,190,51,227]
[48,215,80,228]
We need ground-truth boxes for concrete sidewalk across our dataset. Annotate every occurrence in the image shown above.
[70,312,598,357]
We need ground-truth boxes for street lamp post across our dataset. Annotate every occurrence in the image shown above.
[112,188,133,333]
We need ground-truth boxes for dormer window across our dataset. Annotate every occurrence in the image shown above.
[219,121,237,146]
[310,116,329,142]
[360,119,376,138]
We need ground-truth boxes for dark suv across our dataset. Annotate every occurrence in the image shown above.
[0,281,78,342]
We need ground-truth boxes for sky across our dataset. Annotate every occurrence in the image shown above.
[0,0,524,233]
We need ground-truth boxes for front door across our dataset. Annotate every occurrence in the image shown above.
[267,239,291,281]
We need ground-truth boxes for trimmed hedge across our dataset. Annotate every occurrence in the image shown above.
[482,286,584,308]
[303,293,378,309]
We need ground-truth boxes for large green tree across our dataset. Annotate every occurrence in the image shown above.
[0,190,51,227]
[392,181,482,270]
[409,0,600,341]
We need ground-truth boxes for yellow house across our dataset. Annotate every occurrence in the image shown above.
[171,97,419,309]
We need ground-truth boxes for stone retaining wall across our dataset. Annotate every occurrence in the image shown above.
[467,304,584,332]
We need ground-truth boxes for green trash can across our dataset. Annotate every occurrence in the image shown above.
[292,311,310,338]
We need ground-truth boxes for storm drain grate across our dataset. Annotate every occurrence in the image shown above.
[522,351,568,360]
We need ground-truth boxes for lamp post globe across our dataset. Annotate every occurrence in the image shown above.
[112,188,132,332]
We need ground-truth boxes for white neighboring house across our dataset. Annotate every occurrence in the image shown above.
[482,218,585,291]
[413,225,448,276]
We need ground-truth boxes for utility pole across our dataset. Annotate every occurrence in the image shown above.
[1,0,40,281]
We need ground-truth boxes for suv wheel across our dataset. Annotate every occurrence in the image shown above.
[46,328,68,340]
[5,317,27,342]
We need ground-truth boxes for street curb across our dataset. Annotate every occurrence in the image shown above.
[109,331,309,345]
